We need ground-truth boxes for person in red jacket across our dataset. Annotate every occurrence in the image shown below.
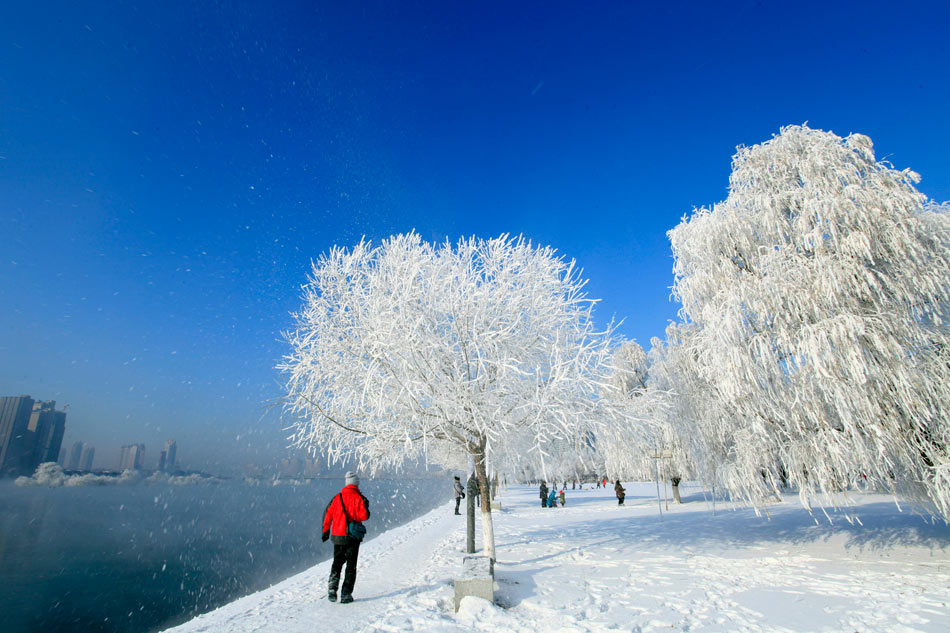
[322,471,370,603]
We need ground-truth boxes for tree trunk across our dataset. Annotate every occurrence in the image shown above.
[466,477,476,554]
[472,440,496,562]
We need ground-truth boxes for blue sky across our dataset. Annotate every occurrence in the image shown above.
[1,1,948,473]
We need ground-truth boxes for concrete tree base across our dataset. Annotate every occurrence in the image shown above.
[454,555,494,611]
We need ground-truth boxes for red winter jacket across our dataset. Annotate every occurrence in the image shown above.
[322,484,370,544]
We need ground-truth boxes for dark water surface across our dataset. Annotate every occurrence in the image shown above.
[0,478,447,633]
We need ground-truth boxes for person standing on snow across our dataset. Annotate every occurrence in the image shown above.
[322,471,370,603]
[453,475,465,515]
[614,480,626,506]
[539,481,549,507]
[559,488,566,506]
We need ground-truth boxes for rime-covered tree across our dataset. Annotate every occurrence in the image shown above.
[667,125,950,518]
[599,339,668,479]
[279,233,617,559]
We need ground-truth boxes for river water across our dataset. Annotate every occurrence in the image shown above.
[0,477,448,633]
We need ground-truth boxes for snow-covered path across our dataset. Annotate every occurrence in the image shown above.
[161,497,464,633]
[164,483,950,633]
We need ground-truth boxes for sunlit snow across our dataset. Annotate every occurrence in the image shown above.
[163,483,950,633]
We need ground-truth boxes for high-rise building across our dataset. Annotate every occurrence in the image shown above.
[118,443,146,471]
[26,401,67,473]
[0,396,67,476]
[0,395,34,476]
[158,439,177,472]
[79,444,95,472]
[66,441,84,471]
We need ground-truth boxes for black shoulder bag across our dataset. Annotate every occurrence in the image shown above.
[337,493,367,542]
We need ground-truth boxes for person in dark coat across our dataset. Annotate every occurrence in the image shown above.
[322,471,370,603]
[539,481,549,507]
[453,475,465,515]
[614,480,626,506]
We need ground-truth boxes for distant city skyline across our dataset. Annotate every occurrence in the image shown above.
[2,1,948,473]
[3,396,193,475]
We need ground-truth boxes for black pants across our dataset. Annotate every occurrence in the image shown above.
[329,540,360,597]
[454,497,461,514]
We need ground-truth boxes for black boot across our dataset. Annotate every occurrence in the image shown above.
[340,594,353,604]
[328,572,340,602]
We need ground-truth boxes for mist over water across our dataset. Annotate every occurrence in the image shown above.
[0,477,448,633]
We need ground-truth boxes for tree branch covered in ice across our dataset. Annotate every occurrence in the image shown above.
[279,233,619,558]
[664,125,950,518]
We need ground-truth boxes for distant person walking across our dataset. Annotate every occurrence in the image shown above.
[322,471,370,603]
[539,481,549,508]
[453,475,465,515]
[614,480,626,506]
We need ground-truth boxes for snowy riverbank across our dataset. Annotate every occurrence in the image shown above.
[163,483,950,633]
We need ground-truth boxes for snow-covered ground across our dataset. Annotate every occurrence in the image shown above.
[163,483,950,633]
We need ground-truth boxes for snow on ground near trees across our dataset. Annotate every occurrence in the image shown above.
[163,483,950,633]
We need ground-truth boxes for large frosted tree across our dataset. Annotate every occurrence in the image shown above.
[279,233,617,559]
[666,125,950,518]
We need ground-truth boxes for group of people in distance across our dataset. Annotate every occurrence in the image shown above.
[539,478,626,507]
[538,481,567,507]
